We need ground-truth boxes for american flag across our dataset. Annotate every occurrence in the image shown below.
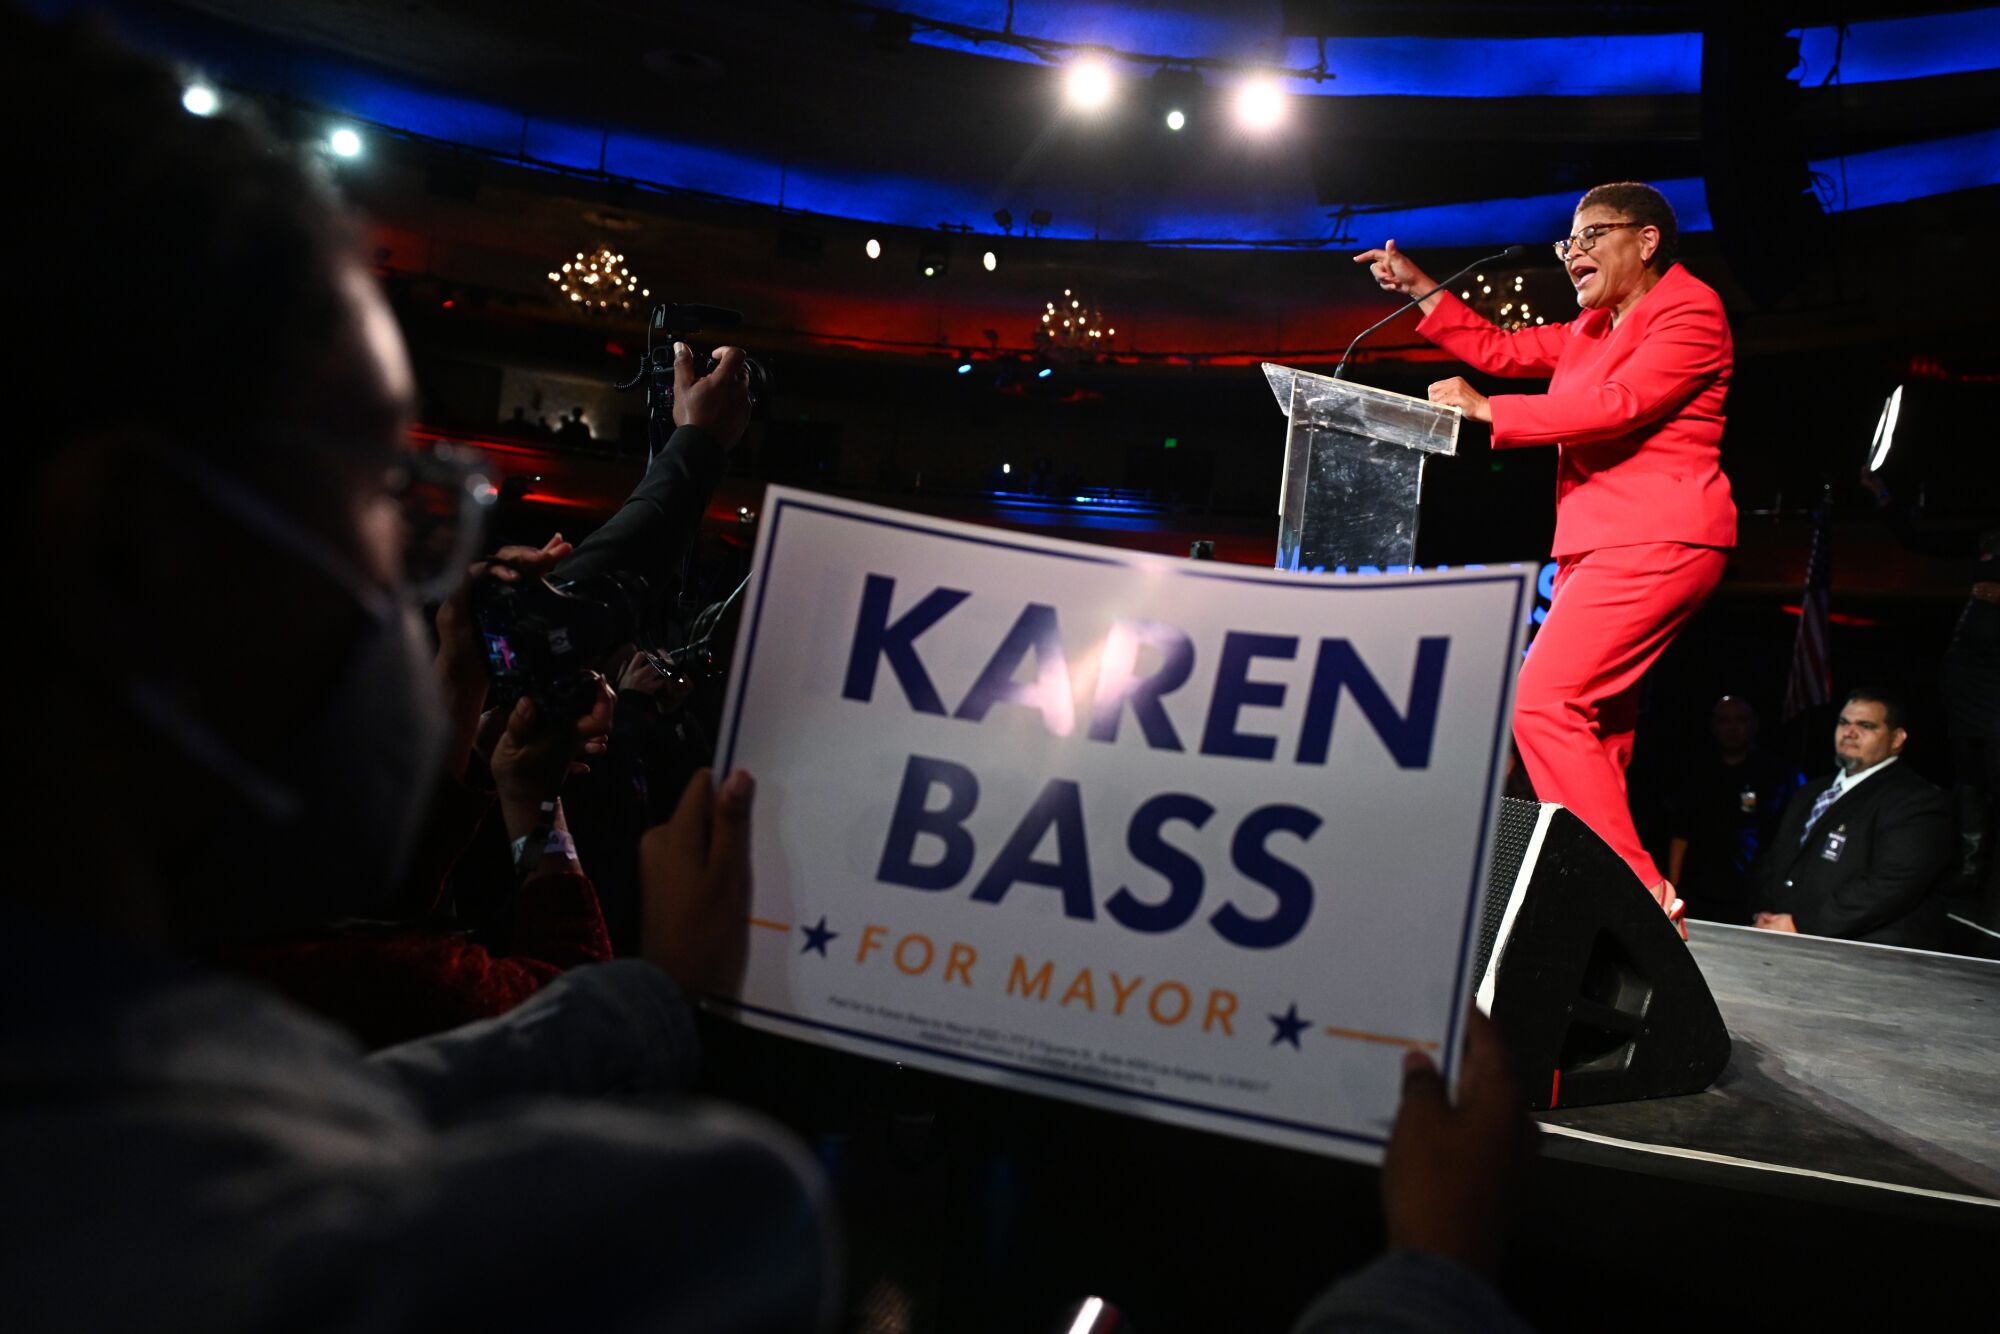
[1783,498,1833,721]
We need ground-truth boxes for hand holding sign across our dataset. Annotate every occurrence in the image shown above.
[1383,1010,1538,1278]
[641,767,757,996]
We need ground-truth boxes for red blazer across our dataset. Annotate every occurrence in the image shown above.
[1416,262,1736,557]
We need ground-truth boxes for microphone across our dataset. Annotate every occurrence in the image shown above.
[1333,245,1525,380]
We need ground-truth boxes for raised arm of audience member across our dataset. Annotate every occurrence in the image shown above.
[555,344,752,593]
[1292,1011,1539,1334]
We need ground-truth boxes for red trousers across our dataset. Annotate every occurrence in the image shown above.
[1515,542,1728,889]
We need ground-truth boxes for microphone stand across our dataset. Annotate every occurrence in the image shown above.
[1333,245,1525,380]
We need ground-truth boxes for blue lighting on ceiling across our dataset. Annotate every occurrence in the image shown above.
[1298,34,1700,98]
[915,24,1703,97]
[196,71,2000,247]
[1797,10,2000,87]
[259,62,2000,248]
[897,2,2000,97]
[32,0,1998,251]
[1812,126,2000,211]
[1317,179,1715,254]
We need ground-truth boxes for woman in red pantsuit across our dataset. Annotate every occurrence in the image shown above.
[1356,183,1736,931]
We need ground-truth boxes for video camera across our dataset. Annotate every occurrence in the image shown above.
[473,569,649,719]
[615,302,769,457]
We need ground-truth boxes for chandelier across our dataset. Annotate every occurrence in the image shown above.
[1034,288,1117,358]
[1457,268,1545,333]
[548,243,649,315]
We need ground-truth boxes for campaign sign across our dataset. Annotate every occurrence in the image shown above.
[711,489,1532,1163]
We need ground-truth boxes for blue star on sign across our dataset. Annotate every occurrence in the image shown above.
[1269,1003,1311,1050]
[800,915,839,957]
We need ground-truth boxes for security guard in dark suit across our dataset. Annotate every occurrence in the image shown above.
[1752,690,1954,949]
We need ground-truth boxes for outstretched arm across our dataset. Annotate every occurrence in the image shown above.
[556,344,751,593]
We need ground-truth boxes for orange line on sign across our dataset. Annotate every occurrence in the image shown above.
[1323,1026,1442,1052]
[747,917,793,932]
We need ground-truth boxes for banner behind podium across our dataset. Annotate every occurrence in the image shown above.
[713,489,1532,1163]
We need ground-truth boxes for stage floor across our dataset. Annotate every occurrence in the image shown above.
[1538,922,2000,1219]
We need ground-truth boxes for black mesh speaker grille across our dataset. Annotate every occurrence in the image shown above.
[1473,798,1542,985]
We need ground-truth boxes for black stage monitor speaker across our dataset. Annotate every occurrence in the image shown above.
[1473,798,1730,1111]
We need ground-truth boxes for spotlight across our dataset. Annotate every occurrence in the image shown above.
[1150,67,1202,132]
[328,126,363,158]
[1037,366,1053,379]
[919,239,949,278]
[1065,58,1115,112]
[865,237,882,259]
[1234,75,1286,132]
[1003,462,1012,474]
[957,360,974,375]
[982,249,999,272]
[181,84,219,117]
[1867,384,1904,471]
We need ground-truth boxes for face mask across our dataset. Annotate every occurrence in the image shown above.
[121,445,448,943]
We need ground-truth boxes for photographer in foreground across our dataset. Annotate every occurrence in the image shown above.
[1,15,832,1332]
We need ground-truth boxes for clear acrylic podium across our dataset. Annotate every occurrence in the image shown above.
[1262,364,1461,572]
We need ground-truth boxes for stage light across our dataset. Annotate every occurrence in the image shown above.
[1003,462,1012,474]
[957,361,974,374]
[181,84,219,117]
[1065,58,1115,112]
[982,249,998,272]
[920,239,948,277]
[328,126,363,158]
[865,237,881,259]
[1066,1298,1107,1334]
[1037,366,1053,379]
[1150,67,1203,135]
[1868,384,1904,471]
[1234,75,1286,132]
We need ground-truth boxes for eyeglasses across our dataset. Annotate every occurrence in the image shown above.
[279,431,498,603]
[384,439,498,602]
[1553,221,1640,261]
[144,432,496,611]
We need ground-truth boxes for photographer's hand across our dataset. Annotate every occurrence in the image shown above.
[672,342,752,447]
[615,647,696,716]
[490,673,614,862]
[433,533,574,780]
[1381,1009,1538,1279]
[638,767,754,997]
